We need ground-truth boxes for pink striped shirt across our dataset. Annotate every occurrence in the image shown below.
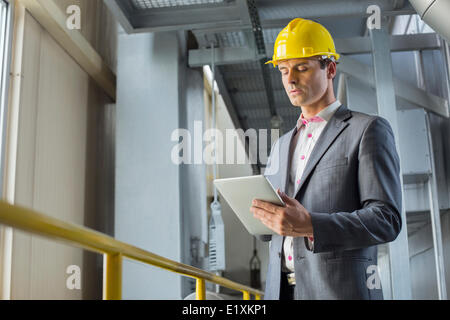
[282,100,341,272]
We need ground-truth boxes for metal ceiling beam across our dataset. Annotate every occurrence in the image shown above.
[231,88,286,96]
[214,66,261,174]
[334,33,442,55]
[214,67,242,131]
[260,9,416,30]
[105,0,248,34]
[339,55,449,117]
[189,33,442,67]
[190,51,449,117]
[184,6,415,35]
[257,0,414,21]
[132,4,242,32]
[242,28,277,117]
[106,0,415,34]
[224,78,449,118]
[240,0,276,173]
[164,6,415,35]
[183,7,415,35]
[267,33,442,57]
[190,11,261,173]
[102,0,134,33]
[192,0,416,32]
[189,47,259,67]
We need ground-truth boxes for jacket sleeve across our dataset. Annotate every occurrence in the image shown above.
[309,116,403,253]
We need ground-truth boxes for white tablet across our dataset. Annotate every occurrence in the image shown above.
[213,175,285,235]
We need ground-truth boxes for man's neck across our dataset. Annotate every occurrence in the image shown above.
[301,97,337,119]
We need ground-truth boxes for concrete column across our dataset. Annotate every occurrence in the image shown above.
[115,30,192,299]
[179,66,209,297]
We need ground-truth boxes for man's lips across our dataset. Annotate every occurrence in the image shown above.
[290,89,303,94]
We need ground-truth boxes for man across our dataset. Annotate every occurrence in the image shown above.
[250,18,402,300]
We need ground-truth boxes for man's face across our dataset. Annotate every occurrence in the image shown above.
[278,57,334,107]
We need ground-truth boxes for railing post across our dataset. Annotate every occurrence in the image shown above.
[196,278,206,300]
[242,291,250,300]
[103,253,122,300]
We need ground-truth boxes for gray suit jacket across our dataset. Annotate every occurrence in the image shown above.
[261,104,402,300]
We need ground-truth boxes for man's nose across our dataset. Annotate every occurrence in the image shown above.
[287,71,297,84]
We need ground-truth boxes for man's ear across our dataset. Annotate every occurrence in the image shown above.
[327,61,337,80]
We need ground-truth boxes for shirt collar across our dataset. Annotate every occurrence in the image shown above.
[296,100,342,131]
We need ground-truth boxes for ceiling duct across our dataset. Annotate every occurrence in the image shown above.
[409,0,450,43]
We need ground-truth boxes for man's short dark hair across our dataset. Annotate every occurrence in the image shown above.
[318,58,338,79]
[318,58,334,70]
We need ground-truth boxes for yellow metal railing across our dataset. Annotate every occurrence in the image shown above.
[0,201,264,300]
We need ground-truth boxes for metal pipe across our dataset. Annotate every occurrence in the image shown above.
[409,0,450,43]
[211,42,218,203]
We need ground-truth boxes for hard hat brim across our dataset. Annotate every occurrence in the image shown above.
[265,52,340,67]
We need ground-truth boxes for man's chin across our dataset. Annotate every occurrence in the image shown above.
[289,98,304,107]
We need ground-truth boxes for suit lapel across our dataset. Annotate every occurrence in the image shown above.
[293,104,352,199]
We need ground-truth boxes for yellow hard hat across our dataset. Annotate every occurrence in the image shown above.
[266,18,340,67]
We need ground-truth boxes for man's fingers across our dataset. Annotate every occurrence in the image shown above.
[252,199,284,215]
[252,206,294,235]
[251,206,273,221]
[253,208,278,233]
[252,207,280,229]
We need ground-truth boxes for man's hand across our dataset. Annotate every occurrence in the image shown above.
[250,189,313,237]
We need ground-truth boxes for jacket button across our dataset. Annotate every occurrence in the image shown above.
[278,252,281,258]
